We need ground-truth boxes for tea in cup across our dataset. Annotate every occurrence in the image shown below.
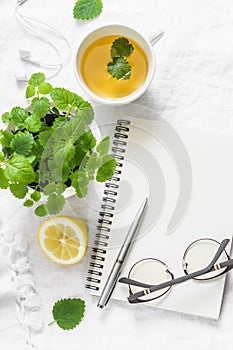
[73,24,163,105]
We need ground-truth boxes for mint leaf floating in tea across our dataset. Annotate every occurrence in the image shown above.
[110,37,134,59]
[49,298,85,330]
[107,38,134,80]
[73,0,103,20]
[107,57,131,80]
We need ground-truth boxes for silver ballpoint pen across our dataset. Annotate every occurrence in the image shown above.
[97,198,148,308]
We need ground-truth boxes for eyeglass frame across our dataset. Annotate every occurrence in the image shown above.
[118,238,233,304]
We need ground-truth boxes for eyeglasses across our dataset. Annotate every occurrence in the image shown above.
[118,238,233,304]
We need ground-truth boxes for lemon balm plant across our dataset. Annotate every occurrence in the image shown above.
[0,73,116,216]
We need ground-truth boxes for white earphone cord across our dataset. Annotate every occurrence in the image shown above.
[15,1,72,79]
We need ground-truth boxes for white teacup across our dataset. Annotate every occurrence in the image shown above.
[73,24,163,105]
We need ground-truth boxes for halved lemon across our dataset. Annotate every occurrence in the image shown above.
[38,216,88,265]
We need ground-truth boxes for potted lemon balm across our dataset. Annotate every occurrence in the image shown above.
[0,72,116,217]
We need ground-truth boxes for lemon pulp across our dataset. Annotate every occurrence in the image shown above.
[38,216,88,265]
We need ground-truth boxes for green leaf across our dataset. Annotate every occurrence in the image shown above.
[51,117,66,130]
[11,133,34,156]
[96,158,117,182]
[38,82,52,95]
[50,298,85,330]
[111,37,134,59]
[10,183,28,199]
[76,101,94,125]
[35,204,48,216]
[0,130,13,148]
[73,0,102,20]
[71,170,89,198]
[11,107,29,130]
[2,112,12,124]
[107,57,131,80]
[31,97,50,118]
[50,88,70,110]
[43,182,66,195]
[26,85,36,98]
[30,190,41,202]
[51,106,60,116]
[0,168,9,189]
[96,136,110,155]
[74,145,87,166]
[25,114,42,133]
[23,199,34,207]
[85,152,101,180]
[27,155,36,163]
[62,117,85,142]
[28,73,46,87]
[53,141,74,161]
[31,140,44,160]
[78,131,96,152]
[0,151,4,162]
[43,183,56,195]
[5,155,35,184]
[47,193,65,215]
[47,159,62,182]
[38,130,53,147]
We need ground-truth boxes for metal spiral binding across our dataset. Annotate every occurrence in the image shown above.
[85,119,130,291]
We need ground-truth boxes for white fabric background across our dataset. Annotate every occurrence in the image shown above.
[1,0,233,349]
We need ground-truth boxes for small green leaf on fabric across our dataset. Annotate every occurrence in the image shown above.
[73,0,102,20]
[111,37,134,59]
[107,57,131,80]
[50,298,85,330]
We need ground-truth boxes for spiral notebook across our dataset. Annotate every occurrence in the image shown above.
[85,105,233,319]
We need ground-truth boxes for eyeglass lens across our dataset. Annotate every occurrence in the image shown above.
[182,238,229,280]
[128,258,173,302]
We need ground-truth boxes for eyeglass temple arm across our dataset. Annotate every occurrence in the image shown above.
[207,239,230,268]
[119,277,152,289]
[119,239,230,301]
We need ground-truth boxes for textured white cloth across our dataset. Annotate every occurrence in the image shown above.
[1,0,233,349]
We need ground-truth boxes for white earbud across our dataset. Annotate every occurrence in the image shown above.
[14,68,29,82]
[19,49,41,66]
[14,1,72,82]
